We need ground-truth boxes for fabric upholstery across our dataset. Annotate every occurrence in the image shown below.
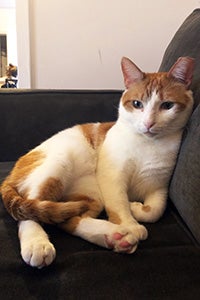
[0,162,199,300]
[159,9,200,108]
[159,9,200,243]
[169,104,200,243]
[0,90,121,161]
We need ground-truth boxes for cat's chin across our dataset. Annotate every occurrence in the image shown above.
[143,131,158,138]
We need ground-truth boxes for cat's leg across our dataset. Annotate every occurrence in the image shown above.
[59,209,139,254]
[96,166,148,244]
[96,143,148,245]
[105,198,148,242]
[60,191,147,253]
[130,189,167,223]
[18,220,56,268]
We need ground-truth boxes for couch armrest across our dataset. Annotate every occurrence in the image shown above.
[169,103,200,243]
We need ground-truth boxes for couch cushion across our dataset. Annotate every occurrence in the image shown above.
[0,162,200,300]
[169,104,200,243]
[0,90,121,161]
[159,9,200,244]
[159,9,200,108]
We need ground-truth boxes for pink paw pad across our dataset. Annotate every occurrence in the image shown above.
[105,232,125,249]
[113,232,124,240]
[105,232,132,250]
[119,240,131,248]
[113,233,131,248]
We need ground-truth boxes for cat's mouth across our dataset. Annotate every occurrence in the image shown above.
[143,131,158,138]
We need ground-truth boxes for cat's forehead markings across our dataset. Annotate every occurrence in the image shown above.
[151,89,161,102]
[148,79,166,102]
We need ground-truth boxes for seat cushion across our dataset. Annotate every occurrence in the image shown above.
[1,161,200,299]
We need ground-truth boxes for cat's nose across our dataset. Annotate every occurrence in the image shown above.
[144,121,155,130]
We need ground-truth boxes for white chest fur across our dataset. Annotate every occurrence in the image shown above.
[99,121,181,201]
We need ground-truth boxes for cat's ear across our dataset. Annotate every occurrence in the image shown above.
[121,57,144,89]
[168,57,194,88]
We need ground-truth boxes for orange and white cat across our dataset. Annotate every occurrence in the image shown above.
[1,56,194,268]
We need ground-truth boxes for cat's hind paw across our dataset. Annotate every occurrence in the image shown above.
[104,224,148,254]
[104,224,146,253]
[105,231,138,253]
[21,238,56,268]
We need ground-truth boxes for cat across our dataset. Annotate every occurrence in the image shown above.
[0,56,194,268]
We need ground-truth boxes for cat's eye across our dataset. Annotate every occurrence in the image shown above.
[160,101,174,110]
[132,100,143,109]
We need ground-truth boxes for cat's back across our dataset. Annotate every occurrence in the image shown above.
[28,122,115,176]
[36,122,114,153]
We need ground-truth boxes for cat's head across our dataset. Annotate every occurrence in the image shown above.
[119,56,194,138]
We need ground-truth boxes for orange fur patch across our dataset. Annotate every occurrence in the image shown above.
[59,216,81,233]
[4,150,45,187]
[59,195,103,233]
[107,209,121,225]
[122,72,192,111]
[1,150,89,223]
[67,193,103,218]
[142,205,151,212]
[80,122,115,149]
[1,150,45,202]
[38,177,64,201]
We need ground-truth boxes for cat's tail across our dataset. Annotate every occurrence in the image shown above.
[0,183,89,224]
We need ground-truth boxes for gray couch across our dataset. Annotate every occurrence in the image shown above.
[0,9,200,300]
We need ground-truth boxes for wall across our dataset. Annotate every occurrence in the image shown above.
[0,0,17,79]
[17,0,200,89]
[16,0,30,88]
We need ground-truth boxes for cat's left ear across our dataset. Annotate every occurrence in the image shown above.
[168,57,195,88]
[121,57,144,89]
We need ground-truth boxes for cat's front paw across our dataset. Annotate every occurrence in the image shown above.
[131,202,153,222]
[131,202,161,223]
[21,238,56,268]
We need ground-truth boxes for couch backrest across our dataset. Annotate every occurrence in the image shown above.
[159,9,200,244]
[0,90,121,161]
[159,9,200,108]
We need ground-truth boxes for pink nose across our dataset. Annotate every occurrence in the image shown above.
[144,121,155,130]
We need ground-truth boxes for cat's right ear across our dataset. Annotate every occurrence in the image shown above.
[121,57,144,89]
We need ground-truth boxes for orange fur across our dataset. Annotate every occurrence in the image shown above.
[122,73,191,112]
[142,205,151,212]
[59,195,103,233]
[80,122,114,149]
[38,177,64,201]
[4,150,45,188]
[106,209,122,225]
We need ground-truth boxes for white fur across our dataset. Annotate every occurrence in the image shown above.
[18,126,98,199]
[19,220,56,268]
[97,88,192,226]
[74,217,147,253]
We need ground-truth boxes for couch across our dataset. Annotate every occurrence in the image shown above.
[0,9,200,300]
